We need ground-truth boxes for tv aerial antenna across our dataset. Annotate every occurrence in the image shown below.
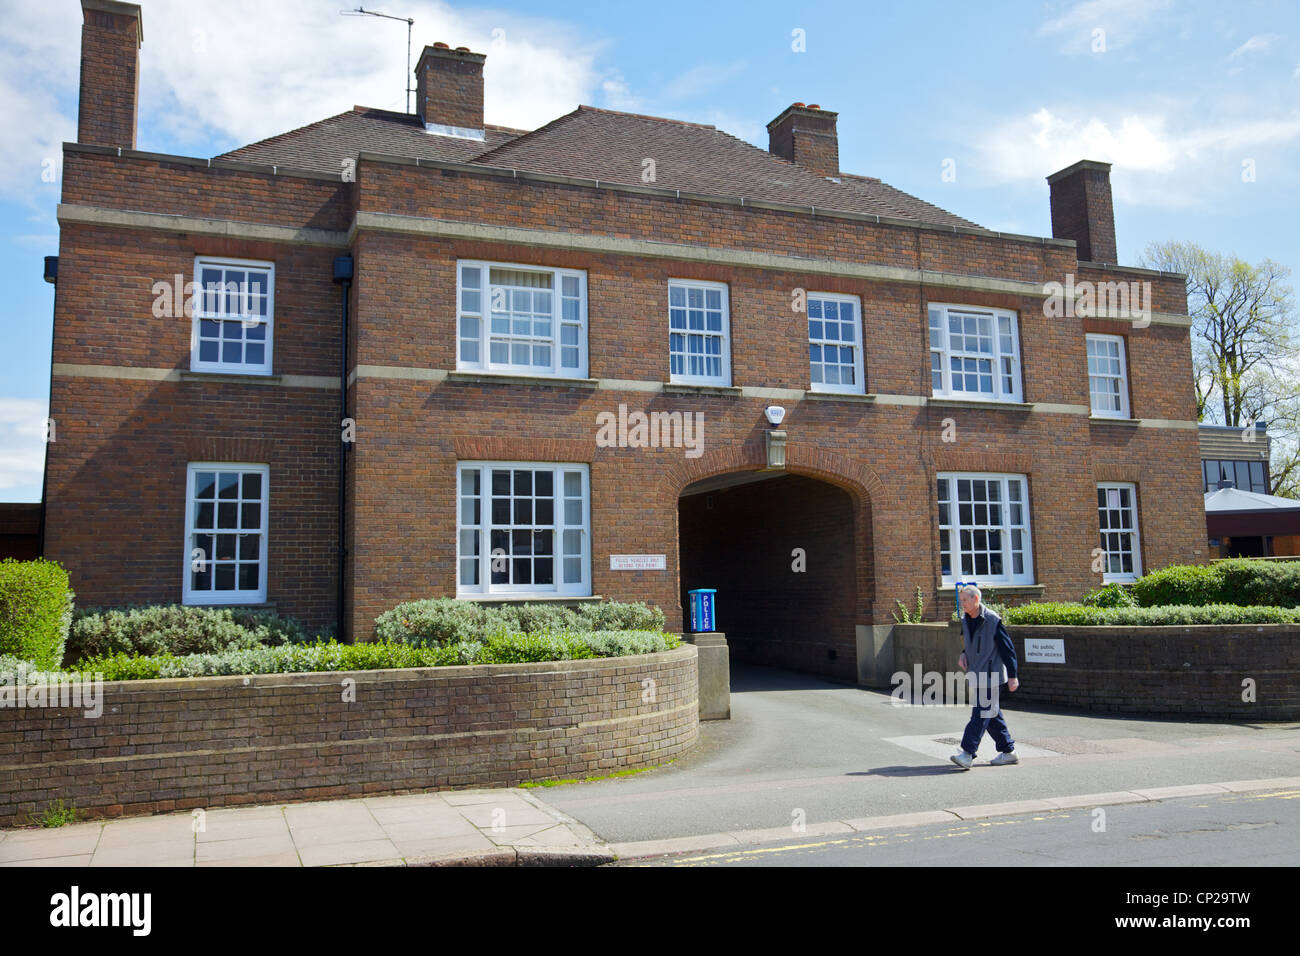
[341,7,416,114]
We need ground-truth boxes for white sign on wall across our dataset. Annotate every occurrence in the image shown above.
[1024,639,1065,663]
[610,554,666,571]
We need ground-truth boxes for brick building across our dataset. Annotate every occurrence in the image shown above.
[46,0,1207,682]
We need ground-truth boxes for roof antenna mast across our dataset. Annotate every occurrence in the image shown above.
[341,7,416,114]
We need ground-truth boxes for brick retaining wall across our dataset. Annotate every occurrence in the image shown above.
[0,646,697,828]
[892,623,1299,719]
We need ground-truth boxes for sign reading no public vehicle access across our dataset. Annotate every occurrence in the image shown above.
[1024,639,1065,663]
[610,554,666,571]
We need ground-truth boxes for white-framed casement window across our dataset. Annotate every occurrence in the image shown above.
[937,472,1034,585]
[807,292,865,393]
[668,279,730,386]
[457,261,587,378]
[1086,333,1130,418]
[1097,482,1141,582]
[191,257,274,374]
[183,463,269,605]
[928,304,1022,402]
[457,461,591,596]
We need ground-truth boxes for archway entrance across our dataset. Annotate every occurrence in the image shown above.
[678,471,858,682]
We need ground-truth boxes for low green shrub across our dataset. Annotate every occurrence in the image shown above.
[66,605,311,664]
[1081,583,1137,608]
[1129,559,1300,608]
[1002,602,1300,626]
[373,598,666,646]
[69,629,681,681]
[0,558,75,670]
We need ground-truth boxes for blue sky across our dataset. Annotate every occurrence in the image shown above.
[2,0,1298,500]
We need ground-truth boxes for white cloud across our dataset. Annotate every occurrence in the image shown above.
[0,397,47,495]
[660,61,747,102]
[1227,34,1282,60]
[1039,0,1172,53]
[971,105,1300,208]
[0,0,611,202]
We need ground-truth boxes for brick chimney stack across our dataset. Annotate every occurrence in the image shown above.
[1047,160,1118,264]
[767,103,839,179]
[78,0,143,149]
[415,43,486,137]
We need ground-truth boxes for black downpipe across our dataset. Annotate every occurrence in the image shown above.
[333,255,354,641]
[39,255,58,558]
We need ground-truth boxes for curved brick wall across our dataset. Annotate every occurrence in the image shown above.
[0,646,697,828]
[891,623,1299,720]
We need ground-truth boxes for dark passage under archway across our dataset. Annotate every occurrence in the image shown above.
[679,472,857,682]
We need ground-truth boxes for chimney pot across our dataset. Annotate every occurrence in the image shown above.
[433,41,449,48]
[807,103,820,109]
[77,0,143,149]
[1047,159,1118,264]
[455,46,470,52]
[766,102,839,179]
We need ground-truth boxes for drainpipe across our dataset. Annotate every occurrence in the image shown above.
[39,255,58,557]
[332,255,354,640]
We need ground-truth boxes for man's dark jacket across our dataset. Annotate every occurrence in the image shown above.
[962,605,1018,685]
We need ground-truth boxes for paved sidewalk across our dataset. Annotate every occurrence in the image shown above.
[0,788,613,867]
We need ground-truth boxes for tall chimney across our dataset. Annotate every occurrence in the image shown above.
[767,103,839,179]
[415,43,485,138]
[78,0,143,149]
[1047,160,1117,264]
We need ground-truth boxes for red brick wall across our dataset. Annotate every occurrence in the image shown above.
[0,648,698,827]
[77,4,140,150]
[894,622,1300,719]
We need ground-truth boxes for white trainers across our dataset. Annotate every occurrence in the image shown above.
[949,750,974,770]
[990,750,1019,765]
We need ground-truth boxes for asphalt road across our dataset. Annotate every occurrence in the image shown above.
[535,663,1300,847]
[619,788,1300,866]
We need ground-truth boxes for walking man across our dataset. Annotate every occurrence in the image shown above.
[950,584,1020,770]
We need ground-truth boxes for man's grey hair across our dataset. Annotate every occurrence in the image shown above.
[959,584,982,601]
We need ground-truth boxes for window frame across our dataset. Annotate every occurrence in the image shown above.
[1086,333,1131,419]
[1097,481,1142,583]
[182,462,270,606]
[936,471,1035,586]
[806,291,866,394]
[927,303,1023,403]
[455,460,592,597]
[190,256,275,375]
[668,278,731,387]
[456,260,588,378]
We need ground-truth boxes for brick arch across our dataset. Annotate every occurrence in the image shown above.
[658,439,887,509]
[662,440,885,672]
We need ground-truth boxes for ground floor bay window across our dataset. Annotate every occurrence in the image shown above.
[937,472,1034,585]
[457,461,591,596]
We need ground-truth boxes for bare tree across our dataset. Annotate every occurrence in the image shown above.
[1141,240,1298,498]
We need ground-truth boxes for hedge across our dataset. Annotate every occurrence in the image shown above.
[373,598,667,646]
[1002,602,1300,626]
[0,558,75,670]
[66,605,312,665]
[57,629,681,681]
[1130,559,1300,608]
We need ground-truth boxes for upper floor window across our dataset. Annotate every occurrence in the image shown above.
[669,279,730,386]
[192,258,274,375]
[937,472,1034,585]
[1086,333,1130,418]
[1097,482,1141,582]
[807,293,865,394]
[457,262,587,378]
[928,304,1022,402]
[1203,459,1268,494]
[184,463,269,605]
[456,461,590,597]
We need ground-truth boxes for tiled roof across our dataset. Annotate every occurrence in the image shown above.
[217,104,980,229]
